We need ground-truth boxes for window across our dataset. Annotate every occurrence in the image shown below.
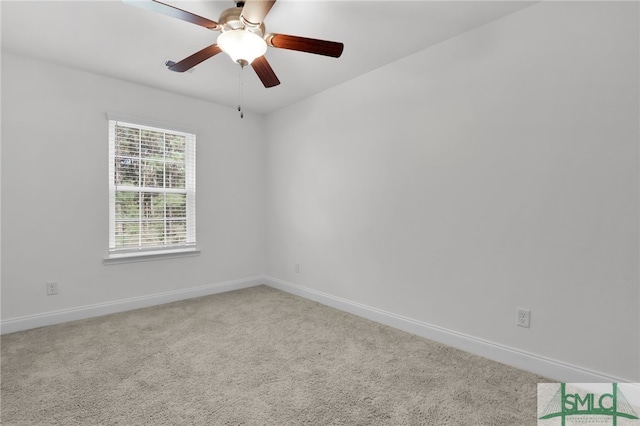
[107,115,196,261]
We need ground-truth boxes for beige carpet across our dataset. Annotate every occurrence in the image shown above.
[1,285,548,425]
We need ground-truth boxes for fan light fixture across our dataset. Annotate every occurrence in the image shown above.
[125,0,344,118]
[217,30,267,65]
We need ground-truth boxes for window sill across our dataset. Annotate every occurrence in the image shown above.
[103,248,200,265]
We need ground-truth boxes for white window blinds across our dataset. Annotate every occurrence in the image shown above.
[108,118,196,254]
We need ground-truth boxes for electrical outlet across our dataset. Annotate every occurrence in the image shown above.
[517,308,530,328]
[294,264,300,273]
[46,281,58,296]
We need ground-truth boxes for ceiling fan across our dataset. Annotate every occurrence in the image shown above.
[123,0,344,88]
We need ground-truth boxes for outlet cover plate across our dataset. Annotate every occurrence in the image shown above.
[46,281,58,295]
[517,308,530,328]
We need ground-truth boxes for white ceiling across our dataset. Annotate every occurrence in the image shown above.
[1,0,536,114]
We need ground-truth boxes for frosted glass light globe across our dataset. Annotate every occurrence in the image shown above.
[217,30,267,65]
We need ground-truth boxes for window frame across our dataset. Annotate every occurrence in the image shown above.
[104,113,198,264]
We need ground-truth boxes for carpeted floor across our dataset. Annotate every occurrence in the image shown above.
[1,285,548,425]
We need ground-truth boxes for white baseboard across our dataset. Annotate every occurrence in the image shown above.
[264,276,633,384]
[3,274,633,383]
[0,276,264,335]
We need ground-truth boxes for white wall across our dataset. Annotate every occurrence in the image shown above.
[1,53,265,322]
[265,2,639,382]
[2,1,638,383]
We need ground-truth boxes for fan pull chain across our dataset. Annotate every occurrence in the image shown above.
[237,64,244,119]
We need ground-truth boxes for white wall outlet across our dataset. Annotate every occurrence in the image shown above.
[46,281,58,295]
[517,308,531,328]
[294,263,300,273]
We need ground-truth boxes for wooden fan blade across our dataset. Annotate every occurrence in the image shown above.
[241,0,276,26]
[123,0,219,30]
[266,33,344,58]
[168,44,222,72]
[251,56,280,88]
